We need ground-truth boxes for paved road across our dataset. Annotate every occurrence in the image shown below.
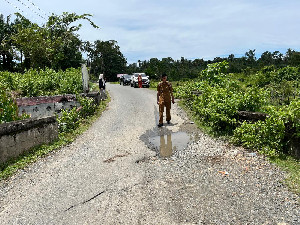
[0,83,299,224]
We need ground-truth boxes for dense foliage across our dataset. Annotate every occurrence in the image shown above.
[86,40,127,82]
[174,61,300,156]
[57,95,98,133]
[0,88,29,123]
[1,12,126,82]
[0,68,82,97]
[232,101,300,156]
[0,68,83,123]
[127,49,300,81]
[0,12,98,72]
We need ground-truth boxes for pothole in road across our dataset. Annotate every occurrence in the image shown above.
[142,129,191,158]
[140,121,199,159]
[149,132,190,158]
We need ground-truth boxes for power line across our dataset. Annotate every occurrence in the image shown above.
[15,0,46,20]
[25,0,49,18]
[2,0,48,22]
[3,0,26,15]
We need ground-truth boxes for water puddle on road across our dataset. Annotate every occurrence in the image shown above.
[149,132,190,158]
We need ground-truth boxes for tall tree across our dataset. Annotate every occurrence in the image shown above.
[12,12,98,70]
[258,51,273,67]
[89,40,127,81]
[284,48,300,66]
[245,49,256,67]
[0,15,15,71]
[46,12,98,70]
[272,51,283,66]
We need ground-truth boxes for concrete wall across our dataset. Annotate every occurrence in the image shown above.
[17,92,104,119]
[0,92,105,164]
[18,101,80,118]
[17,94,80,119]
[0,116,58,164]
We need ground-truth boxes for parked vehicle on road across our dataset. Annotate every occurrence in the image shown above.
[130,73,150,88]
[120,74,131,85]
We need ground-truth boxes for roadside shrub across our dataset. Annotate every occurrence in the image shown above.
[268,80,298,105]
[57,107,80,133]
[232,99,300,156]
[77,96,97,118]
[193,86,238,131]
[56,96,99,133]
[174,80,207,100]
[0,88,29,123]
[199,61,229,84]
[0,68,82,97]
[254,68,278,87]
[283,99,300,138]
[237,86,269,111]
[253,66,300,88]
[277,66,299,82]
[232,117,285,156]
[174,65,299,157]
[175,79,269,132]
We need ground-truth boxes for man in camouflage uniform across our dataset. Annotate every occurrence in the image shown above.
[157,74,175,127]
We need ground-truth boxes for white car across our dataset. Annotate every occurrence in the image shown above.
[130,73,150,88]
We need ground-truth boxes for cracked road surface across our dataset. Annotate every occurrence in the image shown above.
[0,83,299,224]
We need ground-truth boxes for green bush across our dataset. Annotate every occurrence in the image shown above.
[232,99,300,156]
[57,107,80,133]
[237,86,269,111]
[199,61,229,84]
[232,117,285,156]
[174,63,299,156]
[192,85,238,131]
[278,66,300,82]
[77,96,97,118]
[0,68,83,97]
[252,66,300,88]
[175,79,269,132]
[288,99,300,137]
[56,96,98,133]
[0,88,29,123]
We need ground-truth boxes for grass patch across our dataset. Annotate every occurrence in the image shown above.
[269,155,300,195]
[0,94,110,181]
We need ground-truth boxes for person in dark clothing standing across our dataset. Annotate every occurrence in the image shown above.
[99,74,106,100]
[99,74,105,91]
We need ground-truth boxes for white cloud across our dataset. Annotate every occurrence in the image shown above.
[2,0,300,63]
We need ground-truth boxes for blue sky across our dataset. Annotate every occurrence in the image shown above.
[1,0,300,64]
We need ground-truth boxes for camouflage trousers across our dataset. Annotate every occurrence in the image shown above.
[159,101,171,124]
